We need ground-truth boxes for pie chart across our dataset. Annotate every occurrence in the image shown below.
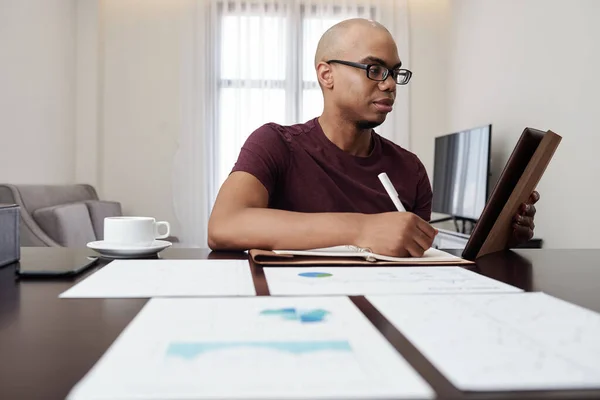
[298,272,332,278]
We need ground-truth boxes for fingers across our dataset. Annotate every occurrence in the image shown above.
[518,203,536,218]
[390,213,437,258]
[412,229,433,254]
[415,218,438,241]
[406,238,428,257]
[517,191,540,216]
[512,224,534,243]
[529,190,540,204]
[409,215,437,257]
[511,201,536,246]
[513,214,535,229]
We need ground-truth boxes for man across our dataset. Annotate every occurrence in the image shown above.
[208,18,538,256]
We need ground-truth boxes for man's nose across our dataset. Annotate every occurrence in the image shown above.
[378,73,397,92]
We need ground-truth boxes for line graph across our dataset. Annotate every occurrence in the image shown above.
[368,292,600,391]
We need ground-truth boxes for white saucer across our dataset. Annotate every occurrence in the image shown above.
[87,240,172,259]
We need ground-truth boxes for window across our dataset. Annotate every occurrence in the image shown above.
[216,2,374,188]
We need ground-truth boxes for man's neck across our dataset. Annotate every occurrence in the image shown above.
[318,111,373,157]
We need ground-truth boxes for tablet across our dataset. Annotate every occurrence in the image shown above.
[462,128,562,260]
[15,248,99,278]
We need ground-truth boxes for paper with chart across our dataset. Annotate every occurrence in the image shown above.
[66,296,434,400]
[367,292,600,390]
[264,266,521,295]
[59,260,256,298]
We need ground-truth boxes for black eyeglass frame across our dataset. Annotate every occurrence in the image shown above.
[326,59,412,85]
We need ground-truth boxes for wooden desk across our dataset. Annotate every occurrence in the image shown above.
[0,248,599,400]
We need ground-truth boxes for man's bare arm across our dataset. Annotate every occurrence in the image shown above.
[208,172,438,256]
[208,172,364,251]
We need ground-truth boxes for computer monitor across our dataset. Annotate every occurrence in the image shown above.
[431,124,492,221]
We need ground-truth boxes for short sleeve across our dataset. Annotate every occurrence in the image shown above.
[413,160,433,222]
[231,123,291,197]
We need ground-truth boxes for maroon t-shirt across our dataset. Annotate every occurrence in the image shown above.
[232,118,433,221]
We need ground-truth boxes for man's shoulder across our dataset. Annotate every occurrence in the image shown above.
[376,133,425,170]
[251,118,318,143]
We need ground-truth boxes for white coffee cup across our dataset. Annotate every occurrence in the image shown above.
[103,217,170,246]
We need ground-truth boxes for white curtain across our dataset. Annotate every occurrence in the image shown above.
[173,0,410,246]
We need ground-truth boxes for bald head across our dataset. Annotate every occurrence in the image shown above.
[314,18,393,67]
[313,18,401,129]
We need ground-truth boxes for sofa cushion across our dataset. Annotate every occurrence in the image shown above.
[84,200,122,240]
[32,203,96,247]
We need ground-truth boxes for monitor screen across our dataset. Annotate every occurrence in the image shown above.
[432,124,491,220]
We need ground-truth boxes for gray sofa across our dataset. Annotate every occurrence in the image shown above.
[0,184,123,247]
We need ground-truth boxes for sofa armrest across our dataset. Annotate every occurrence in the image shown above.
[23,218,62,247]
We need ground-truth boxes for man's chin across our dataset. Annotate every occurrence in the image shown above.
[356,118,385,130]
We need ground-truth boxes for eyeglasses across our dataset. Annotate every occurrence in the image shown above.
[326,60,412,85]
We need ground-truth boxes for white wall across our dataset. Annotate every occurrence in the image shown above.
[99,0,184,237]
[420,0,600,248]
[75,0,100,188]
[0,0,76,184]
[408,0,459,230]
[407,0,450,174]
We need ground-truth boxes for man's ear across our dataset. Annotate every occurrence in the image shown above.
[316,62,334,89]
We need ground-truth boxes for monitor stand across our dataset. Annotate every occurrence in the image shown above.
[430,215,478,234]
[431,215,543,249]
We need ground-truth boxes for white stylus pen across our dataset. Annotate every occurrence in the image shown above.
[378,172,406,212]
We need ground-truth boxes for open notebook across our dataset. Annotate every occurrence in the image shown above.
[250,245,474,266]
